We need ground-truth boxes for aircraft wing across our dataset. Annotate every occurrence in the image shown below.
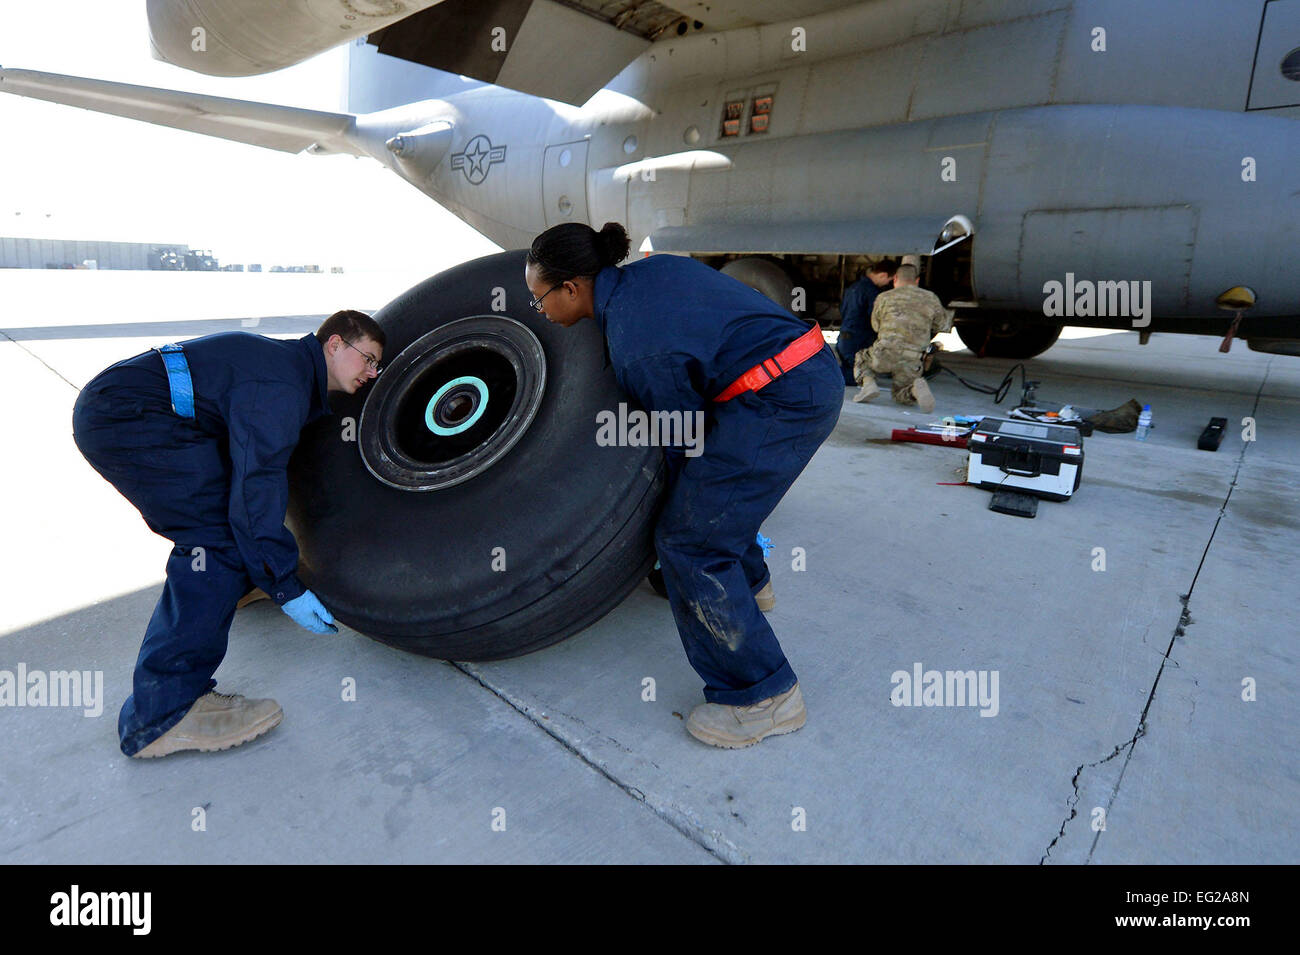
[0,67,362,156]
[366,0,860,106]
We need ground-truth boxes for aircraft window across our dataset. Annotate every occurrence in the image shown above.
[623,135,638,154]
[1282,48,1300,81]
[559,148,572,167]
[720,100,744,138]
[684,125,701,145]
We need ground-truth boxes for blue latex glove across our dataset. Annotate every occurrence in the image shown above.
[756,532,774,558]
[281,589,338,634]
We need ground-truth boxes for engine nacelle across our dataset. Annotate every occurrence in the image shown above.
[147,0,443,77]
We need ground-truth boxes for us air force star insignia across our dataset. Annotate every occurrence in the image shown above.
[450,135,507,185]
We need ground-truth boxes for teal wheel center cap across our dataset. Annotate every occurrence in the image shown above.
[425,376,489,436]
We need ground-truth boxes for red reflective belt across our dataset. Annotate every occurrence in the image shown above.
[712,325,826,403]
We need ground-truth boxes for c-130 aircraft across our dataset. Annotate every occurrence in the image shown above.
[5,1,1300,660]
[3,0,1299,358]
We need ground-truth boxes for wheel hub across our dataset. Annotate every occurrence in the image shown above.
[359,316,546,490]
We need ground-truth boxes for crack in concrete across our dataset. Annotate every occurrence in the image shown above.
[1040,360,1271,865]
[448,661,747,864]
[1039,726,1144,864]
[3,785,171,857]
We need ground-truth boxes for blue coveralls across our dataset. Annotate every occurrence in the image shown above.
[836,276,883,385]
[593,257,843,706]
[71,332,331,755]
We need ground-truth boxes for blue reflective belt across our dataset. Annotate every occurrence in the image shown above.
[154,343,195,419]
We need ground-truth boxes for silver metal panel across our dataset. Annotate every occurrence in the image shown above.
[977,104,1300,315]
[678,117,983,230]
[953,0,1068,29]
[797,39,922,133]
[588,167,629,231]
[908,11,1066,121]
[497,1,650,106]
[1249,0,1300,108]
[542,140,590,227]
[1018,206,1197,313]
[647,216,948,254]
[1057,0,1261,111]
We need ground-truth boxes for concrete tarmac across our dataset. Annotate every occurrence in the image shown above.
[2,272,1297,864]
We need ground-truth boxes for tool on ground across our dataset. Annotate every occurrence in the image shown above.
[928,348,1144,440]
[988,489,1039,518]
[1007,406,1095,436]
[891,426,972,448]
[932,354,1026,405]
[967,416,1084,501]
[1198,417,1228,451]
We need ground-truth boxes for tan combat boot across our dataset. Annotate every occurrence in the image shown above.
[911,377,936,414]
[755,581,775,612]
[852,378,880,403]
[686,683,806,749]
[133,691,283,758]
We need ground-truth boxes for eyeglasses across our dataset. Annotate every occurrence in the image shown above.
[343,339,381,372]
[529,284,562,312]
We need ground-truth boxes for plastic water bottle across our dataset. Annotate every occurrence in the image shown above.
[1136,404,1152,441]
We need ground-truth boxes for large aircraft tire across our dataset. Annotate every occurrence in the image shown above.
[955,318,1063,359]
[286,250,665,661]
[720,257,801,317]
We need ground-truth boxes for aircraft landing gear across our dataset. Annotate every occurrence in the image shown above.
[719,257,804,317]
[955,316,1063,359]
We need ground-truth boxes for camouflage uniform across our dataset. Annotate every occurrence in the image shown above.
[854,285,953,404]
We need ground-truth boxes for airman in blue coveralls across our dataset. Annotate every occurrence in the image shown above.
[835,259,897,385]
[72,311,384,758]
[525,223,843,748]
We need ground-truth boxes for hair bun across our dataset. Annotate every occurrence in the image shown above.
[597,221,630,266]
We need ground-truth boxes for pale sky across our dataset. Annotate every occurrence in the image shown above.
[0,1,500,271]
